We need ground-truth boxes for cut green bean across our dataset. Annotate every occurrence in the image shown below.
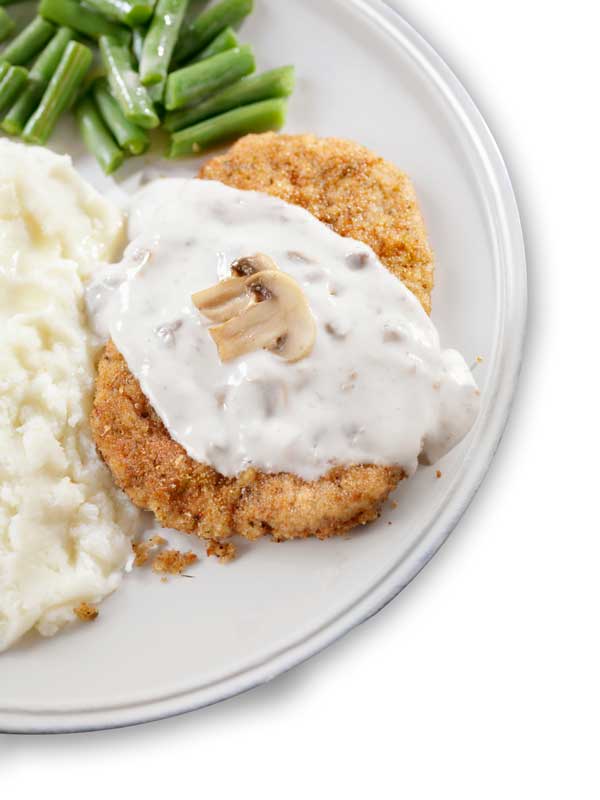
[187,25,237,64]
[0,8,15,42]
[39,0,127,41]
[148,79,164,105]
[76,95,125,174]
[23,41,92,144]
[1,17,55,65]
[84,0,155,27]
[99,33,159,128]
[93,78,149,154]
[131,26,145,62]
[168,97,286,157]
[29,25,74,83]
[173,0,252,64]
[165,44,254,110]
[0,64,26,113]
[165,65,293,132]
[6,29,76,135]
[2,82,42,134]
[140,0,188,86]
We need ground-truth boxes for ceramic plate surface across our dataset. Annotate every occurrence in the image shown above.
[0,0,526,732]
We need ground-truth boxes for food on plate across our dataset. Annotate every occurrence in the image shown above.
[174,0,253,65]
[73,601,99,622]
[0,142,139,653]
[2,16,55,64]
[0,0,292,173]
[87,134,480,543]
[0,62,27,115]
[24,41,93,145]
[206,540,237,563]
[168,97,289,157]
[165,45,256,110]
[0,8,15,44]
[164,65,295,132]
[2,26,74,137]
[191,260,317,362]
[200,133,435,313]
[152,549,198,575]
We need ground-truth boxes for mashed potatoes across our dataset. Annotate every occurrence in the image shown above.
[0,142,139,652]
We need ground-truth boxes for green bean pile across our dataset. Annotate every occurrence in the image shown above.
[0,0,294,173]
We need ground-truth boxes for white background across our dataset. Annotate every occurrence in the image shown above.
[2,0,599,796]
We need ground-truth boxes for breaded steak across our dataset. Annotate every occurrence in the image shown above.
[199,133,433,313]
[91,134,433,542]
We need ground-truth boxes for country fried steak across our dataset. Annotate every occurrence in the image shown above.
[90,133,433,542]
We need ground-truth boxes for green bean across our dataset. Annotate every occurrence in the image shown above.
[0,64,26,113]
[168,97,286,157]
[2,25,73,137]
[0,8,15,43]
[164,65,293,132]
[76,95,125,174]
[0,28,73,134]
[131,26,145,62]
[187,25,237,64]
[165,44,254,110]
[173,0,252,64]
[148,79,163,105]
[99,34,159,128]
[0,0,30,5]
[39,0,127,41]
[29,26,74,83]
[1,17,55,65]
[23,41,92,144]
[84,0,155,27]
[140,0,188,86]
[93,77,149,154]
[2,82,42,134]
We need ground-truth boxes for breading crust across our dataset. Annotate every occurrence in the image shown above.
[199,133,433,313]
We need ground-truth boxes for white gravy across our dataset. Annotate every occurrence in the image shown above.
[86,178,480,481]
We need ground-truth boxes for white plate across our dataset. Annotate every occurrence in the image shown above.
[0,0,526,732]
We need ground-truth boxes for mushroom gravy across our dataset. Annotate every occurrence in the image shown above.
[86,178,480,480]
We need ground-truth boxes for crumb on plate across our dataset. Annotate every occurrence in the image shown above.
[74,602,99,622]
[152,549,198,575]
[206,539,237,563]
[132,534,167,566]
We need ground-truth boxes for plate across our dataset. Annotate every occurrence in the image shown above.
[0,0,526,732]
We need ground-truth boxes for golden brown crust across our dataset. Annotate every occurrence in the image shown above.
[199,133,433,313]
[91,133,432,542]
[91,342,404,541]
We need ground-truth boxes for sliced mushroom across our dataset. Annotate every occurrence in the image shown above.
[193,270,316,363]
[192,254,279,321]
[230,252,278,277]
[192,276,254,322]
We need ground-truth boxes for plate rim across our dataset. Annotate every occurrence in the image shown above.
[0,0,527,734]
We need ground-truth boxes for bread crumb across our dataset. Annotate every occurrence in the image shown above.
[206,539,237,563]
[152,549,198,575]
[132,534,167,566]
[436,470,442,479]
[390,500,398,509]
[74,602,98,622]
[160,577,168,584]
